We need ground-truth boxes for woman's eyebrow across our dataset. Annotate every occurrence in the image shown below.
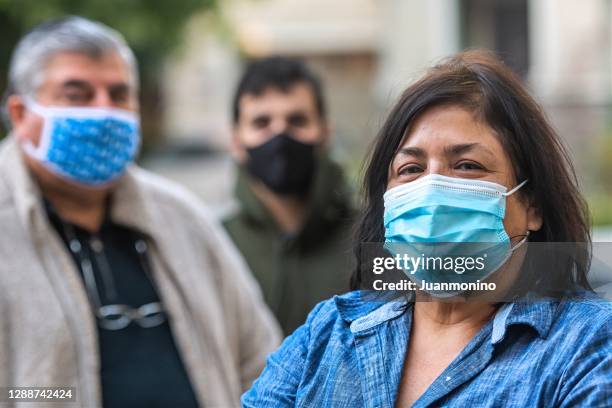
[395,146,426,159]
[444,142,495,157]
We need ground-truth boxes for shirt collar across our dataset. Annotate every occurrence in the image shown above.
[491,300,558,343]
[335,290,559,339]
[335,291,410,332]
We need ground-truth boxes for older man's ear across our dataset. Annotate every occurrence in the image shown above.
[6,95,26,127]
[6,95,40,144]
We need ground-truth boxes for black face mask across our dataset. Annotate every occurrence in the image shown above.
[246,132,317,195]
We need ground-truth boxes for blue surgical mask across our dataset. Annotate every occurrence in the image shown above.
[383,174,528,297]
[22,99,141,187]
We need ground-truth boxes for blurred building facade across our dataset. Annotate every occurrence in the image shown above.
[153,0,612,227]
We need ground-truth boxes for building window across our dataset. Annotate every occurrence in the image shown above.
[460,0,529,77]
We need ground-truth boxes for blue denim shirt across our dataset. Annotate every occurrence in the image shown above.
[243,291,611,407]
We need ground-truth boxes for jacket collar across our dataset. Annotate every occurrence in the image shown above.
[233,150,352,248]
[0,136,42,231]
[0,136,156,238]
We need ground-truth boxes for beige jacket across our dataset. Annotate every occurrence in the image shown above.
[0,137,281,407]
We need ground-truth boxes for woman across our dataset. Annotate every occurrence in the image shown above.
[242,51,611,407]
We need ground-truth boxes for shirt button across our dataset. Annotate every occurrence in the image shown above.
[90,237,104,252]
[69,239,81,253]
[445,376,451,382]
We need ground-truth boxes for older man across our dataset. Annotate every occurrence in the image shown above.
[0,16,280,407]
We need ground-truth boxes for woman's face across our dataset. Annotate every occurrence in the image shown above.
[387,104,542,240]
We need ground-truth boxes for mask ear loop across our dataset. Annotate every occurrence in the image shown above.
[19,96,53,160]
[507,230,538,299]
[504,179,529,196]
[22,96,46,115]
[510,230,530,252]
[504,179,531,252]
[505,178,531,253]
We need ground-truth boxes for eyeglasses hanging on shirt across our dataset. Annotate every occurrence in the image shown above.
[60,222,167,331]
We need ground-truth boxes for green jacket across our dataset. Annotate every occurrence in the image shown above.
[223,154,355,334]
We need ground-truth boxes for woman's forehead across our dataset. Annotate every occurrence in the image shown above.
[397,105,506,156]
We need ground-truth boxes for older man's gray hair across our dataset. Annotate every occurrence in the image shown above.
[7,15,139,98]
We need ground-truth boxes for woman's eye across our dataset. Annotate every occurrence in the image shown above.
[456,161,484,171]
[399,165,424,175]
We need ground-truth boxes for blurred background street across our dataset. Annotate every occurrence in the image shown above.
[1,0,611,237]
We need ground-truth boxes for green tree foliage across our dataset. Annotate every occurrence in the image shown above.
[0,0,217,141]
[590,132,612,226]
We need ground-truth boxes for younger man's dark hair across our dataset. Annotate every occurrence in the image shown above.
[232,56,326,124]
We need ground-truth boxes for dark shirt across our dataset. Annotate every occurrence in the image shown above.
[45,201,199,408]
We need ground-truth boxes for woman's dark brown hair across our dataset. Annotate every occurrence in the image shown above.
[351,50,592,293]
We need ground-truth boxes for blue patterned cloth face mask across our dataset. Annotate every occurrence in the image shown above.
[383,174,528,297]
[22,99,141,187]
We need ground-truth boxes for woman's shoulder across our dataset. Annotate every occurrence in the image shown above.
[540,295,612,404]
[540,294,612,356]
[556,294,612,330]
